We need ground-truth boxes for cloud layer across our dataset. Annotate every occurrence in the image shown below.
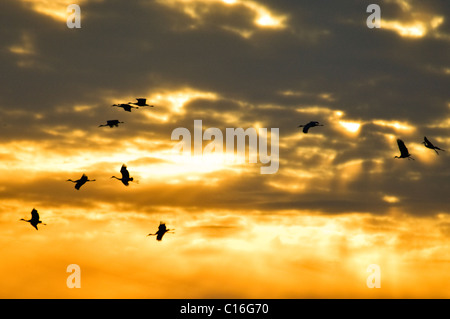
[1,0,449,298]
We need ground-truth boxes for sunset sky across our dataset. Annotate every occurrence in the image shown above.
[1,0,449,298]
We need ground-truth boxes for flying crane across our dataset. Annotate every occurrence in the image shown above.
[20,208,46,230]
[394,139,414,160]
[298,121,324,133]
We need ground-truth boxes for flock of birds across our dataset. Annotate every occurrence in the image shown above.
[298,121,445,159]
[19,113,444,239]
[20,208,173,240]
[98,98,153,128]
[20,97,174,241]
[111,98,154,113]
[66,164,133,189]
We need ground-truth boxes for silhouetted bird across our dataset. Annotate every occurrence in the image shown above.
[147,222,174,241]
[112,103,138,112]
[67,174,96,190]
[20,208,46,230]
[395,139,414,160]
[99,120,124,128]
[129,98,153,107]
[298,121,324,133]
[111,164,134,186]
[422,136,445,155]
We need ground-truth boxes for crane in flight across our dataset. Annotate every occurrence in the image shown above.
[298,121,324,133]
[128,98,153,108]
[20,208,46,230]
[111,164,134,186]
[394,139,414,160]
[112,103,138,112]
[147,222,174,241]
[422,136,445,155]
[67,174,96,190]
[99,120,124,128]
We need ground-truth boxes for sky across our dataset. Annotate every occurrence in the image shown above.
[0,0,449,298]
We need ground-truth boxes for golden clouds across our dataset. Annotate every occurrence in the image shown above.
[373,119,415,132]
[383,195,400,203]
[339,121,361,134]
[19,0,89,21]
[155,0,288,35]
[381,18,444,38]
[154,89,218,115]
[244,1,287,29]
[381,0,444,38]
[18,0,86,21]
[3,204,450,298]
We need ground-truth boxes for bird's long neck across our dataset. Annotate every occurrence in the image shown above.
[111,176,121,180]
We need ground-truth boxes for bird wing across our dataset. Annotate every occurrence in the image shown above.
[31,209,39,221]
[397,139,409,156]
[301,122,314,133]
[121,165,130,179]
[424,136,434,147]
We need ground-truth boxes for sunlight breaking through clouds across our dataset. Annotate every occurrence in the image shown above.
[147,89,218,115]
[339,121,361,134]
[20,0,88,21]
[373,120,415,132]
[156,0,287,31]
[383,195,400,203]
[380,0,444,38]
[381,18,444,38]
[245,1,287,29]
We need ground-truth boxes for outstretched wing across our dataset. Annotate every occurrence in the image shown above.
[397,139,409,157]
[120,164,130,180]
[298,122,312,133]
[158,223,167,232]
[31,208,39,221]
[302,125,310,133]
[424,136,432,146]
